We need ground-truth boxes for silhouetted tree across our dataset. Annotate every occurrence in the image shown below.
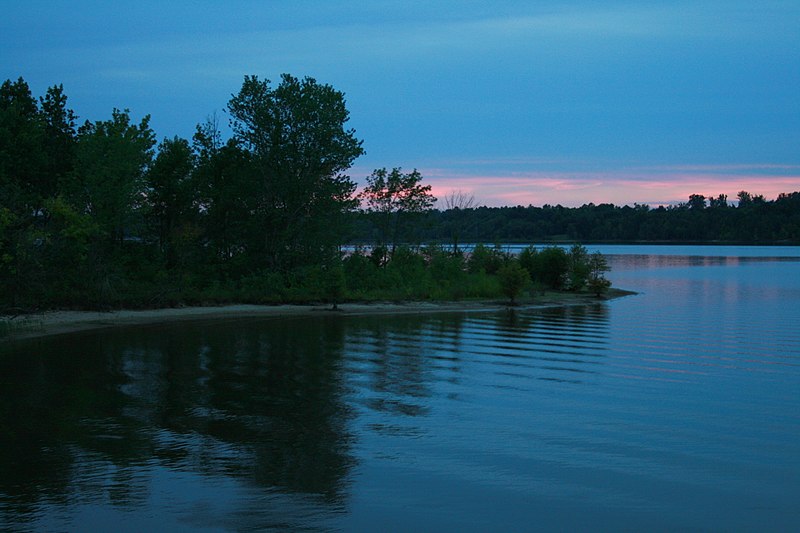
[587,252,611,296]
[442,189,476,253]
[146,136,195,267]
[228,74,364,272]
[360,167,436,261]
[69,109,155,245]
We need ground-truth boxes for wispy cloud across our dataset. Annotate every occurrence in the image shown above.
[411,163,800,207]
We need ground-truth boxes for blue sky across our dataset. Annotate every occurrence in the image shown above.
[2,1,798,206]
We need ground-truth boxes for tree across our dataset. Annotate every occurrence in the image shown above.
[688,194,706,210]
[566,244,591,291]
[442,189,476,253]
[737,190,764,208]
[70,109,156,245]
[497,260,530,305]
[359,167,436,260]
[709,194,728,209]
[146,136,195,267]
[0,77,46,215]
[192,117,253,266]
[322,258,347,310]
[533,246,569,290]
[39,84,77,198]
[227,74,364,271]
[587,251,612,296]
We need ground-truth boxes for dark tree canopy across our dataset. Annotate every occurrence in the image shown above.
[228,74,364,270]
[350,191,800,244]
[69,109,156,245]
[147,136,195,266]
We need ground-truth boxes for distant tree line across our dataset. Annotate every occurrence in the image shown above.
[349,191,800,245]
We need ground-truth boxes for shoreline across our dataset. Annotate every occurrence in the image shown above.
[2,290,634,341]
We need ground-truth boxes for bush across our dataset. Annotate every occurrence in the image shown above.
[529,246,568,290]
[238,270,286,303]
[343,249,381,296]
[587,251,612,296]
[497,260,530,304]
[566,244,590,291]
[468,243,506,274]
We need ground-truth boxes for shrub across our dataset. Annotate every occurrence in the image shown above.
[343,249,381,295]
[468,243,506,274]
[587,251,612,296]
[322,260,347,309]
[566,244,590,291]
[531,246,568,290]
[497,260,530,304]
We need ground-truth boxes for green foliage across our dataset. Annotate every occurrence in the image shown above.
[3,75,673,311]
[147,136,195,267]
[69,108,156,244]
[587,252,612,296]
[0,78,62,218]
[343,249,381,296]
[497,260,530,304]
[385,246,431,298]
[530,246,569,290]
[191,128,253,265]
[566,244,591,291]
[321,260,347,309]
[227,74,364,271]
[351,191,800,244]
[467,243,506,274]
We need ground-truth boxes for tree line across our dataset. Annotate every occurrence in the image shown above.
[1,74,375,309]
[2,75,603,311]
[349,191,800,246]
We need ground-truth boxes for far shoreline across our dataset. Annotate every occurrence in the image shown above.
[2,289,635,342]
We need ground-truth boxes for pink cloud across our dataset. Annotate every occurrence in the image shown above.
[350,162,800,207]
[419,166,800,207]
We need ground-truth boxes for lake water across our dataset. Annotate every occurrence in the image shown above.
[2,246,799,531]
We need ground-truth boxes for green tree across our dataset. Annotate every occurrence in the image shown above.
[467,243,505,274]
[147,136,195,267]
[587,251,612,296]
[0,79,79,309]
[227,74,364,272]
[497,260,530,305]
[40,84,77,198]
[709,194,728,209]
[566,244,591,291]
[192,118,253,268]
[533,246,569,290]
[70,109,156,245]
[360,167,436,260]
[322,258,347,310]
[0,77,46,215]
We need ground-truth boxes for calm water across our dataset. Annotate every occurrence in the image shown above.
[2,246,799,531]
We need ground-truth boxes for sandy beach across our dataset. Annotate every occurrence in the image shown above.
[2,291,631,341]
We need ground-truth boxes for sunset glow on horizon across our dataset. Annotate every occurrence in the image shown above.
[350,160,800,208]
[416,164,800,208]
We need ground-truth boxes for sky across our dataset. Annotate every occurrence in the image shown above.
[2,1,798,207]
